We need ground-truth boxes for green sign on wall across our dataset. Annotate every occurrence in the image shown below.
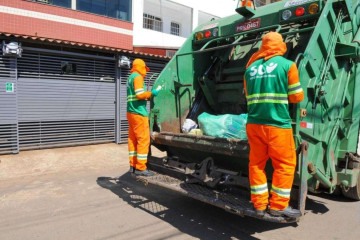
[5,82,14,93]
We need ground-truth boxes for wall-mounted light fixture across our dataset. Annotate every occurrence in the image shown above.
[118,56,130,68]
[2,41,23,57]
[61,61,77,74]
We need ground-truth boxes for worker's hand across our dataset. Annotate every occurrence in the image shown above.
[151,85,162,97]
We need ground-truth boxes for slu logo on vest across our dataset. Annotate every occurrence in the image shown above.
[249,62,278,77]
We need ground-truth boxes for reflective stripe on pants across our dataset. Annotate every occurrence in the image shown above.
[246,123,296,210]
[127,112,150,171]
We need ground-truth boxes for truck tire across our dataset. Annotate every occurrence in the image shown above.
[341,173,360,201]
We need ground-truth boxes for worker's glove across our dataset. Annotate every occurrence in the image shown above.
[151,85,162,97]
[151,89,159,96]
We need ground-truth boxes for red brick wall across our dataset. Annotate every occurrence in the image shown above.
[133,47,169,57]
[0,0,133,50]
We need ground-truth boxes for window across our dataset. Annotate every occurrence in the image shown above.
[143,13,163,32]
[90,0,106,15]
[76,0,132,21]
[170,22,180,36]
[35,0,71,8]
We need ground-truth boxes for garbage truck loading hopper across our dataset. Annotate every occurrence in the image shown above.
[139,0,360,222]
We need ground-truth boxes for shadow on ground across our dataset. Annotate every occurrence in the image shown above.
[96,173,304,240]
[304,190,355,215]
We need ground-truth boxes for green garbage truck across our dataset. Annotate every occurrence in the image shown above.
[137,0,360,223]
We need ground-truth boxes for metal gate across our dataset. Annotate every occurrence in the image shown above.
[0,51,18,154]
[16,48,116,150]
[0,42,169,154]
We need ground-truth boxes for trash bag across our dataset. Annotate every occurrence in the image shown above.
[197,112,248,139]
[182,118,198,133]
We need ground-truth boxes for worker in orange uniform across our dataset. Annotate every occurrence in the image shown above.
[127,59,160,176]
[243,32,304,218]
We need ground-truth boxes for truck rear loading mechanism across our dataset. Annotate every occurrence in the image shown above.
[136,0,360,223]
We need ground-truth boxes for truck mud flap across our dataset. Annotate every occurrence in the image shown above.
[134,172,299,223]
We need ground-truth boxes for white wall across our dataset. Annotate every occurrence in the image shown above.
[133,0,237,49]
[198,11,218,26]
[143,0,192,36]
[168,0,237,18]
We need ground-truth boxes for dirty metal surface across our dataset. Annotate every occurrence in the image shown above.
[151,132,249,157]
[134,172,299,223]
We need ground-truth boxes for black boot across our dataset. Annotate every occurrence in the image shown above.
[254,208,266,217]
[268,206,301,218]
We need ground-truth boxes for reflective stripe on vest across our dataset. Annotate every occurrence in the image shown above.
[246,93,288,105]
[288,82,302,95]
[127,94,140,102]
[135,88,145,95]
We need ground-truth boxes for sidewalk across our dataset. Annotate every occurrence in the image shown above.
[0,143,164,181]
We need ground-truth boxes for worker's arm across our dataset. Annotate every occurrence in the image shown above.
[133,75,152,100]
[287,63,304,103]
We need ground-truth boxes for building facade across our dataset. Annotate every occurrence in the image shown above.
[134,0,237,57]
[0,0,170,154]
[0,0,237,154]
[0,0,133,50]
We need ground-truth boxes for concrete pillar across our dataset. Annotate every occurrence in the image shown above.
[192,7,199,30]
[71,0,76,10]
[133,0,144,31]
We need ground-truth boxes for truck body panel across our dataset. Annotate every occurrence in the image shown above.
[139,0,360,222]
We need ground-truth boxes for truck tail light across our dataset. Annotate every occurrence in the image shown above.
[195,32,204,41]
[295,7,305,16]
[308,3,319,14]
[204,30,212,38]
[282,10,292,20]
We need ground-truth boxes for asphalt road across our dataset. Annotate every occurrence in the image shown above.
[0,144,359,240]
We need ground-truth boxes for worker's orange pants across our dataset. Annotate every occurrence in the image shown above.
[127,112,150,171]
[246,123,296,211]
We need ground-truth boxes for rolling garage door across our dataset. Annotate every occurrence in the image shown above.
[16,48,116,150]
[0,52,18,154]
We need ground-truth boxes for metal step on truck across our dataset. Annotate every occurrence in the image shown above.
[135,0,360,223]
